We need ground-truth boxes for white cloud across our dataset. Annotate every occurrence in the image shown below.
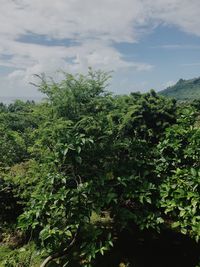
[0,0,200,96]
[163,80,176,88]
[152,44,200,49]
[181,62,200,66]
[146,0,200,37]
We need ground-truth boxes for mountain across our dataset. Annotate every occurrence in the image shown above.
[160,77,200,100]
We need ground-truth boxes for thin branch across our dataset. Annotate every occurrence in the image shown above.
[40,228,79,267]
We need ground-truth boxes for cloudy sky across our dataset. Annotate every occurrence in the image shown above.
[1,0,200,98]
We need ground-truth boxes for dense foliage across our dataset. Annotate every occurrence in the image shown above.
[0,70,200,266]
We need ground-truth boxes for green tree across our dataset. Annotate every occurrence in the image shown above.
[18,71,179,266]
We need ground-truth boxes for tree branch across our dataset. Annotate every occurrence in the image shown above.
[40,228,79,267]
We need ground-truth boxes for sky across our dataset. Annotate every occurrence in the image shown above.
[0,0,200,98]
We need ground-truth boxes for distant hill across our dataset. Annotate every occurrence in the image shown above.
[160,77,200,100]
[0,96,42,104]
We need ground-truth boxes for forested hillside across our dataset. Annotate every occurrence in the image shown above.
[0,71,200,267]
[160,77,200,100]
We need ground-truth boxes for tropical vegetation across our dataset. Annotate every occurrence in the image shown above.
[0,70,200,266]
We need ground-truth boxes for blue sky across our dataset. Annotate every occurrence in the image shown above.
[0,0,200,98]
[112,25,200,93]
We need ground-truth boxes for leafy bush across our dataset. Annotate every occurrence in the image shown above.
[0,243,41,267]
[0,70,200,266]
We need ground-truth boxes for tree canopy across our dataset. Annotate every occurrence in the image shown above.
[0,70,200,267]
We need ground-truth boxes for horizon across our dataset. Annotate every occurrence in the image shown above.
[0,72,200,104]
